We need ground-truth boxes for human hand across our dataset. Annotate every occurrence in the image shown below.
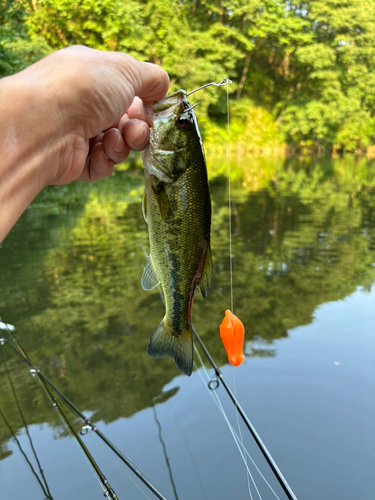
[16,46,169,186]
[0,46,169,242]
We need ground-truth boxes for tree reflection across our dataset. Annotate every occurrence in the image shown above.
[0,157,374,442]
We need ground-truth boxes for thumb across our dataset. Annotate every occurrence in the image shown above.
[25,46,170,135]
[116,55,170,103]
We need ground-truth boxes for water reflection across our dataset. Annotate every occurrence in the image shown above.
[0,156,374,461]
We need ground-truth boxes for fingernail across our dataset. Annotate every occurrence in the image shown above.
[134,127,147,147]
[113,132,123,153]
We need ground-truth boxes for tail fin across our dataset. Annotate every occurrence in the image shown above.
[147,318,193,376]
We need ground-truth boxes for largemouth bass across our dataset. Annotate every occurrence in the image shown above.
[141,90,212,376]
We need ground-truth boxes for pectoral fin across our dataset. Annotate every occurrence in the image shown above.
[197,244,212,298]
[141,255,160,291]
[152,181,172,221]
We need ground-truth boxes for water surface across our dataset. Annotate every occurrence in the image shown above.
[1,156,374,499]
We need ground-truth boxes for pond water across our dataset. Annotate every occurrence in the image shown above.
[0,156,374,500]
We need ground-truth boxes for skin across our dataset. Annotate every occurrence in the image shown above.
[0,45,169,243]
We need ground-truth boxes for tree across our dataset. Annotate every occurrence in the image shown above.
[278,0,375,152]
[2,0,375,152]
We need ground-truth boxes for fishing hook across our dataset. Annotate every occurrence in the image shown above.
[184,102,200,113]
[187,78,232,96]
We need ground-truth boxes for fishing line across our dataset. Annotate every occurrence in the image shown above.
[86,430,152,500]
[192,327,298,500]
[193,348,282,500]
[226,79,234,314]
[224,79,252,499]
[193,363,257,500]
[194,346,261,500]
[232,371,253,499]
[0,353,53,498]
[221,82,289,499]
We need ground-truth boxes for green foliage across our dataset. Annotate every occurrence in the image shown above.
[0,0,26,76]
[1,0,375,152]
[0,0,52,76]
[203,99,285,154]
[278,0,375,152]
[3,34,53,67]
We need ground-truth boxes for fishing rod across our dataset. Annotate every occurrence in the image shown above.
[0,333,119,500]
[151,405,180,500]
[39,377,119,500]
[0,331,169,500]
[0,408,52,499]
[204,79,298,500]
[1,349,53,499]
[192,327,298,500]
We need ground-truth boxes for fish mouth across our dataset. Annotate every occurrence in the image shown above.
[143,90,188,127]
[152,90,187,113]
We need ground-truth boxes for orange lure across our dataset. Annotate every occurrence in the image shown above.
[220,310,245,366]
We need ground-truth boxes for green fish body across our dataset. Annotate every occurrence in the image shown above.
[141,90,212,376]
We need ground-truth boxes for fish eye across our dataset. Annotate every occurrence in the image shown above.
[176,114,191,131]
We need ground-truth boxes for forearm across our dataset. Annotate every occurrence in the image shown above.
[0,72,62,242]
